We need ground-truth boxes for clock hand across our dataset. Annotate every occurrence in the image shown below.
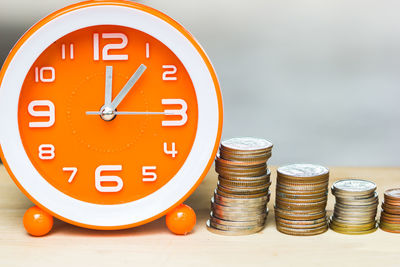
[104,66,113,107]
[86,111,176,115]
[109,64,146,111]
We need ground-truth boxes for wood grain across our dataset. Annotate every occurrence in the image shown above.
[1,164,400,267]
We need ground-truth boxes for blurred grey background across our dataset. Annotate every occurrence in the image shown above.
[1,0,400,166]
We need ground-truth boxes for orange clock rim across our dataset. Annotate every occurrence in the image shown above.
[0,0,223,230]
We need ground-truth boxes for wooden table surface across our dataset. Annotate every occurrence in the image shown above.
[1,164,400,267]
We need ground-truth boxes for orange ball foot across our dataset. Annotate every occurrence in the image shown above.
[23,206,53,237]
[166,204,196,235]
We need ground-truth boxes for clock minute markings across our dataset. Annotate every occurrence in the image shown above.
[146,42,150,59]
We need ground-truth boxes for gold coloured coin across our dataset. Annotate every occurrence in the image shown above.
[332,179,376,196]
[330,223,378,235]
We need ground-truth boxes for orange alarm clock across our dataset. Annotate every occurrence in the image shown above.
[0,0,223,233]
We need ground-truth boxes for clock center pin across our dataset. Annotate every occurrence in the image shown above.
[100,105,116,121]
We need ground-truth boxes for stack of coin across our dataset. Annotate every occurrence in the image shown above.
[330,179,378,235]
[274,164,329,236]
[207,137,273,236]
[379,188,400,233]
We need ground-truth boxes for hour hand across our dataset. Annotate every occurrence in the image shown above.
[109,64,146,111]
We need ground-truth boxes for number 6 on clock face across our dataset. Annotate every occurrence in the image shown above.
[95,165,123,193]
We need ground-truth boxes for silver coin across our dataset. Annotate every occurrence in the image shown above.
[217,184,269,195]
[219,152,271,163]
[334,208,377,216]
[211,210,267,222]
[218,181,270,191]
[332,191,375,199]
[218,178,270,188]
[333,209,377,217]
[335,198,378,207]
[213,192,269,207]
[212,207,267,217]
[216,162,267,171]
[206,220,265,236]
[276,220,327,230]
[210,215,266,227]
[209,219,265,231]
[218,171,270,182]
[334,216,377,222]
[330,216,377,226]
[276,224,328,236]
[211,200,266,212]
[221,137,273,151]
[332,179,376,194]
[212,196,268,209]
[276,191,328,199]
[216,188,269,199]
[276,209,327,216]
[217,169,268,178]
[277,164,329,178]
[332,191,376,200]
[215,156,267,168]
[276,183,329,192]
[334,192,378,202]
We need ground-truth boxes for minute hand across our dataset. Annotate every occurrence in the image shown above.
[109,64,147,110]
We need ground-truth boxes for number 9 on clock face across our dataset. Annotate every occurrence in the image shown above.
[0,1,222,229]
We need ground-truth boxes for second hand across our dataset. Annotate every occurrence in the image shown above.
[86,111,177,115]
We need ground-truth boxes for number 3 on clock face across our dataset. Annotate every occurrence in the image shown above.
[0,1,222,229]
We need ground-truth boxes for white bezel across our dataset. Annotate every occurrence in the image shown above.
[0,5,220,227]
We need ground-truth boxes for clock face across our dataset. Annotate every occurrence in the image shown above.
[0,1,222,229]
[18,25,198,205]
